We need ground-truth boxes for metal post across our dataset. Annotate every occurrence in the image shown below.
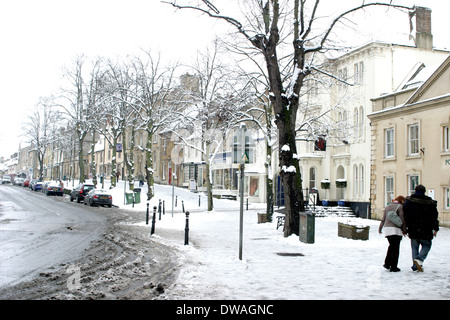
[146,203,149,225]
[163,200,165,215]
[199,194,201,207]
[151,206,157,235]
[182,200,185,213]
[158,199,162,220]
[239,163,244,260]
[184,211,190,245]
[175,196,178,207]
[171,174,175,218]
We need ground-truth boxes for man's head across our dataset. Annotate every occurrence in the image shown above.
[415,184,426,195]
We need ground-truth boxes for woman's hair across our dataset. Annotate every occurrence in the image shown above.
[394,195,406,204]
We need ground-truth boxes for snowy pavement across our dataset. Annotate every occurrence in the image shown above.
[108,182,450,300]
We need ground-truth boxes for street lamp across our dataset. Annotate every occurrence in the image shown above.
[235,124,247,261]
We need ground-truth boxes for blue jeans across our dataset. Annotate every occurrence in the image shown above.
[411,239,432,263]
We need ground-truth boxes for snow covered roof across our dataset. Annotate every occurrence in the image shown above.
[400,63,440,90]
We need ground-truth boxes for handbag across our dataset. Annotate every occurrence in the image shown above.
[386,204,402,227]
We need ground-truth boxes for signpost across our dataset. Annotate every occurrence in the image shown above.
[235,124,248,261]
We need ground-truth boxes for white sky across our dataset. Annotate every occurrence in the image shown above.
[0,0,449,160]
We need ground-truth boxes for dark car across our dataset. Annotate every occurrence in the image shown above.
[70,183,95,203]
[45,182,64,196]
[83,189,113,207]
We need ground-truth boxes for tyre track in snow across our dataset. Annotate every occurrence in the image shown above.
[0,189,185,300]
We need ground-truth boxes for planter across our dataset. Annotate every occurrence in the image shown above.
[338,222,370,241]
[257,212,268,224]
[321,180,330,189]
[322,200,329,207]
[336,180,347,188]
[337,200,345,207]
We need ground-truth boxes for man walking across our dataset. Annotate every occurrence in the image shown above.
[403,185,439,272]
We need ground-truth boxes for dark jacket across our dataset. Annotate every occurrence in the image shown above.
[403,193,439,240]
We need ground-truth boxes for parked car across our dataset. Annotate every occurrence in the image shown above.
[23,178,31,187]
[2,175,12,184]
[32,181,43,192]
[45,182,64,196]
[29,179,39,189]
[83,189,113,207]
[70,183,95,203]
[14,178,25,186]
[41,181,50,193]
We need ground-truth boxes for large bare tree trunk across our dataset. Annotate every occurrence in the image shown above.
[276,106,304,236]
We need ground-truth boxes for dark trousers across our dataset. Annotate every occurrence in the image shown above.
[384,235,402,269]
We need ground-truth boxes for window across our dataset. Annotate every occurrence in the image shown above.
[385,176,394,206]
[444,187,450,210]
[359,62,364,84]
[354,63,359,85]
[408,175,420,196]
[443,125,450,152]
[338,110,348,136]
[309,167,316,190]
[385,128,395,158]
[353,165,359,197]
[353,108,359,138]
[249,177,259,197]
[162,162,166,180]
[338,67,348,91]
[359,107,364,138]
[408,123,419,156]
[359,164,365,197]
[306,79,319,98]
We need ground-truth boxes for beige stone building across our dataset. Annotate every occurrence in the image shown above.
[369,55,450,227]
[294,6,449,217]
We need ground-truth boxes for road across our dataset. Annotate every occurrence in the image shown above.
[0,184,107,289]
[0,184,183,299]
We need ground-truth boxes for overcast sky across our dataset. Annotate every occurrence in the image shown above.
[1,0,449,160]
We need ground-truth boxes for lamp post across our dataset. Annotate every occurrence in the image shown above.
[235,124,247,261]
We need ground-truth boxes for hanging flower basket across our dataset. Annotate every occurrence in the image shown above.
[336,179,347,188]
[321,180,331,189]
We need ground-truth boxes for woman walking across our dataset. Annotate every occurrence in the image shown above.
[378,196,407,272]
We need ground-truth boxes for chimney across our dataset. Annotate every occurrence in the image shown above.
[411,6,433,50]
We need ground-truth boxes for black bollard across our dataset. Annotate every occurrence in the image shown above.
[175,196,177,207]
[184,211,190,245]
[199,195,201,207]
[158,199,162,220]
[151,206,157,235]
[146,203,149,225]
[163,200,165,215]
[182,200,185,213]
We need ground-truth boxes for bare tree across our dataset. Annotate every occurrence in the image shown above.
[23,97,60,180]
[94,58,137,188]
[172,41,249,211]
[58,56,105,183]
[165,0,413,236]
[130,51,180,201]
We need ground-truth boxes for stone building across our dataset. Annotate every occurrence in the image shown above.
[294,6,449,217]
[369,55,450,227]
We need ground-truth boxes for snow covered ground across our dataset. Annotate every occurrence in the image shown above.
[89,180,450,299]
